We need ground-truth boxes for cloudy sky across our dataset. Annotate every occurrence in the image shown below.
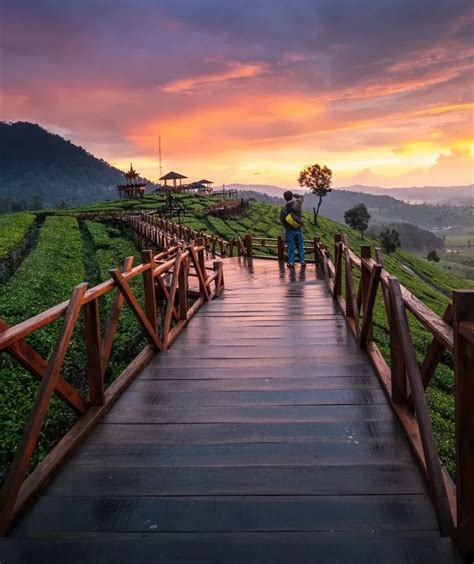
[1,0,473,187]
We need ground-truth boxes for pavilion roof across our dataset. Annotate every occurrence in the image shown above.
[159,171,188,181]
[196,179,213,184]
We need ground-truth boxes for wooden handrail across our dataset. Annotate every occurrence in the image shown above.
[314,234,474,556]
[0,243,224,535]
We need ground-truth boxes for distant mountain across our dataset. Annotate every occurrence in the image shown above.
[341,184,473,204]
[0,122,140,207]
[228,183,288,198]
[236,185,473,249]
[367,222,444,252]
[231,182,473,205]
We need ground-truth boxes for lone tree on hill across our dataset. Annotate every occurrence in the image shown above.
[427,250,440,262]
[380,228,401,254]
[298,163,332,226]
[344,203,371,240]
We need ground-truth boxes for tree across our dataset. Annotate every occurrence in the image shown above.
[298,163,332,226]
[427,250,440,262]
[380,228,401,253]
[29,195,44,210]
[344,203,371,240]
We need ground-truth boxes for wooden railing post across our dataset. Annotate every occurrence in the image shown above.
[178,254,189,320]
[313,237,321,274]
[333,234,343,298]
[277,236,285,262]
[453,290,474,528]
[213,260,224,296]
[84,298,104,406]
[141,250,158,332]
[360,245,373,341]
[195,238,207,281]
[389,276,453,536]
[244,234,253,258]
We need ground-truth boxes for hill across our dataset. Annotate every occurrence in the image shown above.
[1,193,472,479]
[0,122,130,207]
[367,222,444,252]
[343,184,473,204]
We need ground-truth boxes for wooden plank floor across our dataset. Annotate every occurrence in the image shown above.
[2,258,460,563]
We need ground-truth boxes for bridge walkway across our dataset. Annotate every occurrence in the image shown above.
[3,258,460,563]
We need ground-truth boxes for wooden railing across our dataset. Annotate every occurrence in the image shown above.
[314,233,474,555]
[207,199,249,218]
[0,243,224,535]
[242,234,318,261]
[126,213,248,258]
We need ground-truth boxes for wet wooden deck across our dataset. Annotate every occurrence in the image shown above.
[2,258,460,563]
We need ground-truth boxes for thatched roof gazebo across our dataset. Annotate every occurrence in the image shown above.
[159,171,188,191]
[197,179,213,187]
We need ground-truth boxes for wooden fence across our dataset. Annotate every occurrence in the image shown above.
[126,213,248,258]
[314,233,473,555]
[0,243,224,535]
[242,234,318,261]
[207,199,249,218]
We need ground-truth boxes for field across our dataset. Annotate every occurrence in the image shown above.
[0,192,472,479]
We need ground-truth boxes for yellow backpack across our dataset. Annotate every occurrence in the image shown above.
[285,213,302,229]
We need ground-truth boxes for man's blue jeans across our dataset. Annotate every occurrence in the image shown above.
[285,228,305,264]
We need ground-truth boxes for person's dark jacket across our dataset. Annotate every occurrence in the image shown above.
[280,194,304,230]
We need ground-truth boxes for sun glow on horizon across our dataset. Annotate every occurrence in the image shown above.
[1,0,473,188]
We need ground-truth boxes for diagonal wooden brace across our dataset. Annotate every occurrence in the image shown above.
[359,264,382,347]
[189,247,210,301]
[101,256,134,368]
[162,251,182,346]
[109,269,163,351]
[155,275,180,322]
[0,319,87,415]
[0,282,87,535]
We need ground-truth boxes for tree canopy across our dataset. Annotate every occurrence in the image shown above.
[380,228,401,253]
[298,163,332,225]
[344,203,371,239]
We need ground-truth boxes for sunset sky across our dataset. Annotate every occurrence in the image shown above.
[1,0,473,188]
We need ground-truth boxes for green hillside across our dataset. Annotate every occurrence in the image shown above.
[0,192,471,480]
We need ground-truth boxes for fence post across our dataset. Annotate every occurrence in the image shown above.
[84,298,104,406]
[195,237,207,281]
[244,234,253,258]
[141,250,158,332]
[360,245,373,341]
[178,255,189,320]
[277,236,285,262]
[453,290,474,527]
[334,234,343,298]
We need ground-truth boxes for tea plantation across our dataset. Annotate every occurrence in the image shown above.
[0,192,472,479]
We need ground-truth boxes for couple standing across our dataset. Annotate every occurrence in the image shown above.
[280,191,305,269]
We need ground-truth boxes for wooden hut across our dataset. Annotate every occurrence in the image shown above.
[117,163,146,199]
[159,171,188,192]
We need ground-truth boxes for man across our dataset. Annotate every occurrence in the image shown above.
[280,191,305,268]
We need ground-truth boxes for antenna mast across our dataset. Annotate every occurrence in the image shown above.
[158,136,162,179]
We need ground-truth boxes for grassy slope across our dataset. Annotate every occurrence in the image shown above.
[81,220,147,382]
[0,213,36,260]
[0,216,85,474]
[67,193,472,477]
[2,194,471,478]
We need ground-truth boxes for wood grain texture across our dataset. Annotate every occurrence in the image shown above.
[7,258,459,562]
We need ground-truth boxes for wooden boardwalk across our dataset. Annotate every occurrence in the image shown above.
[2,259,460,563]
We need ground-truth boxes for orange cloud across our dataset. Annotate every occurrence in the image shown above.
[161,62,264,93]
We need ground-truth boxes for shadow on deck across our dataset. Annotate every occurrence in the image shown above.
[1,259,461,563]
